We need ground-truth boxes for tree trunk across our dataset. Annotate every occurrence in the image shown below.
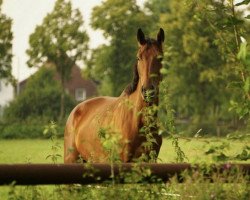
[59,77,65,122]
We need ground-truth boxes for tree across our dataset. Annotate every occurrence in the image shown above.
[144,0,171,23]
[26,0,89,120]
[0,0,14,84]
[158,0,249,135]
[87,0,152,96]
[4,67,75,121]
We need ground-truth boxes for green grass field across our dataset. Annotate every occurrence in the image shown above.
[0,137,248,164]
[0,138,249,199]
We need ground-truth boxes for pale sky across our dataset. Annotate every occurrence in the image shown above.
[2,0,144,81]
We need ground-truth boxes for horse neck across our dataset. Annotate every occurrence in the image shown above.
[128,83,146,114]
[127,82,160,123]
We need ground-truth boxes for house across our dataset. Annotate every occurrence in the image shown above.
[19,65,97,102]
[0,79,15,116]
[63,65,97,101]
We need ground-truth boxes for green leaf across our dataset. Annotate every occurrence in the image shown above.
[224,16,244,27]
[235,149,250,160]
[205,148,216,155]
[213,153,229,162]
[160,68,168,75]
[235,0,250,6]
[237,39,247,61]
[245,15,250,19]
[244,77,250,93]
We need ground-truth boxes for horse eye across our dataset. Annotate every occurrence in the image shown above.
[137,57,140,61]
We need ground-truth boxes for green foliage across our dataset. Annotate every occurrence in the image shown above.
[204,135,250,162]
[86,0,152,96]
[0,119,65,139]
[139,104,159,162]
[3,166,250,200]
[43,121,62,163]
[3,67,75,122]
[98,126,122,163]
[26,0,89,119]
[0,1,15,84]
[157,0,249,135]
[0,122,45,139]
[229,38,250,119]
[159,69,188,162]
[169,168,250,200]
[144,0,171,29]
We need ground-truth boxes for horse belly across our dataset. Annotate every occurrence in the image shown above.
[76,123,107,162]
[75,108,138,162]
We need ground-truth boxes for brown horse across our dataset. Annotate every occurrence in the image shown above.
[64,28,164,163]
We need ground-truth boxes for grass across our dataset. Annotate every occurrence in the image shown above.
[0,139,54,163]
[0,137,248,164]
[0,137,249,199]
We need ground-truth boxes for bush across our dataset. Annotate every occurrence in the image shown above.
[0,119,65,139]
[0,123,44,139]
[3,67,76,122]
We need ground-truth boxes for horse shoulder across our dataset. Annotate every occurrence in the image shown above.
[68,97,116,130]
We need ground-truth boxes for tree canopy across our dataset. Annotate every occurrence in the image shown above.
[157,0,250,135]
[86,0,152,96]
[0,0,14,84]
[2,0,249,136]
[26,0,89,120]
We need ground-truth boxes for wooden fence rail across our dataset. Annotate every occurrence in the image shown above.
[0,163,249,185]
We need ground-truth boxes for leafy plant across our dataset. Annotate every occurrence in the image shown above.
[43,121,62,164]
[159,61,188,162]
[204,136,250,162]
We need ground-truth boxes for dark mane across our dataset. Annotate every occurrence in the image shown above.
[123,62,139,95]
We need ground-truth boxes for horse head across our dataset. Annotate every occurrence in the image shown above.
[136,28,164,104]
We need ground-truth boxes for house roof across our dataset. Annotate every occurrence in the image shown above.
[19,65,97,100]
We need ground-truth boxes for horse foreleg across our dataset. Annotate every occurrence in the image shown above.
[64,127,79,163]
[64,146,79,163]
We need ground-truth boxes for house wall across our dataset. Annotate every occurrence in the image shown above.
[64,66,97,101]
[19,65,97,102]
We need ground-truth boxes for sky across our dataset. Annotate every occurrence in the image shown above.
[2,0,144,82]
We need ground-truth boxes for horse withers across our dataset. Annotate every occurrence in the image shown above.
[64,28,164,163]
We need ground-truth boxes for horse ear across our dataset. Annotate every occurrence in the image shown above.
[157,28,165,44]
[137,28,146,45]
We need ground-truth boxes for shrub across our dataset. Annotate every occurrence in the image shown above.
[0,119,65,139]
[3,67,76,122]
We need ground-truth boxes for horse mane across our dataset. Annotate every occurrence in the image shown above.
[123,62,139,95]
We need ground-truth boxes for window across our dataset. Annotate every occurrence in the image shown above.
[75,88,86,101]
